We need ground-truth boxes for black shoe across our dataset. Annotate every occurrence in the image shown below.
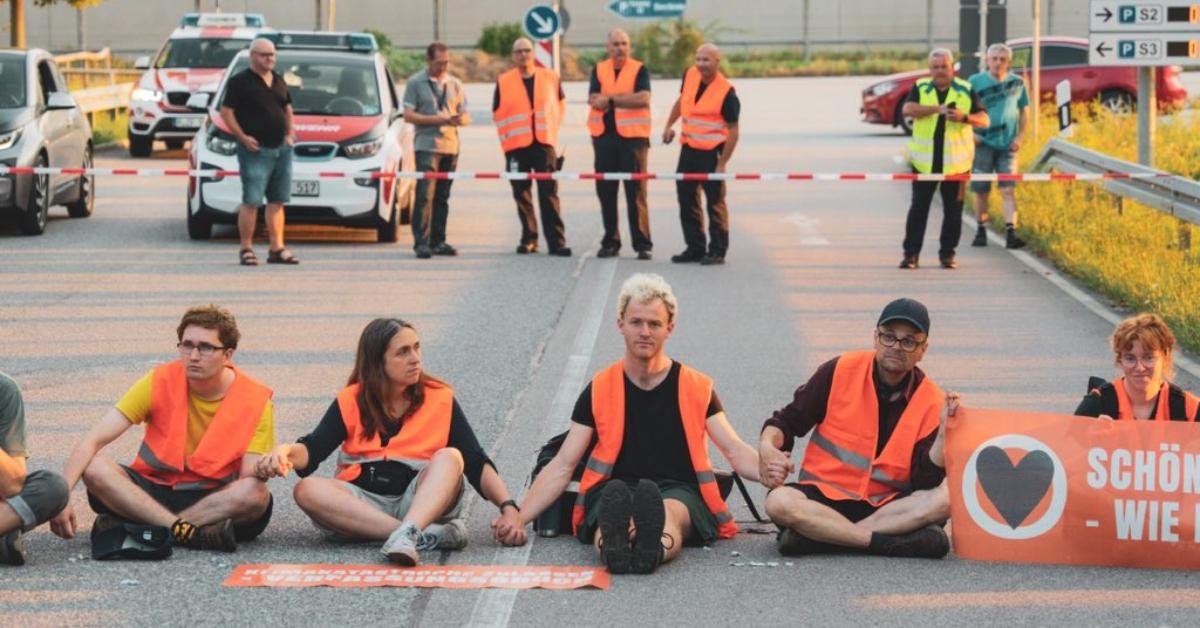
[1005,230,1027,250]
[177,519,237,553]
[597,482,634,574]
[414,245,433,259]
[870,524,950,559]
[700,254,725,266]
[971,226,988,247]
[431,243,458,256]
[515,242,537,254]
[597,246,619,258]
[0,529,26,566]
[898,256,919,269]
[630,480,665,574]
[939,255,958,269]
[548,247,572,257]
[636,251,652,261]
[671,249,705,264]
[777,528,849,556]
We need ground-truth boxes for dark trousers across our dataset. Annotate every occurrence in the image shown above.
[594,139,652,252]
[507,144,566,250]
[411,151,457,248]
[676,145,728,256]
[903,179,964,259]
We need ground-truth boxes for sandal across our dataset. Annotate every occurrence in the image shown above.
[266,248,300,265]
[239,249,259,266]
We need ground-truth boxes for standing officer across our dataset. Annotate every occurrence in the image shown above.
[662,43,740,266]
[899,49,989,270]
[493,37,571,257]
[589,28,653,261]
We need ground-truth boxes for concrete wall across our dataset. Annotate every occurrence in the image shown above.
[3,0,1091,56]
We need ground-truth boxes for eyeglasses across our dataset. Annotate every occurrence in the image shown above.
[1119,354,1159,369]
[876,329,925,353]
[177,341,228,356]
[513,48,533,54]
[251,51,275,57]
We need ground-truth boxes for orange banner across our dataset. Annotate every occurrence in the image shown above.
[223,564,611,590]
[946,408,1200,570]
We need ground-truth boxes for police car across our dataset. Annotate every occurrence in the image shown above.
[128,13,268,157]
[185,31,416,243]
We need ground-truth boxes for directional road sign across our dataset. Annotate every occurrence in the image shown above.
[607,0,687,20]
[1088,32,1200,65]
[523,4,560,41]
[1090,1,1200,32]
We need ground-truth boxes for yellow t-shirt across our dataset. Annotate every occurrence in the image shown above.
[116,369,275,456]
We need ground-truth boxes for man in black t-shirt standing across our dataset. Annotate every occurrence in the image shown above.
[219,38,298,266]
[493,273,760,574]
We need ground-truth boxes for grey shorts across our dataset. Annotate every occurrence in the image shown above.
[236,143,292,206]
[314,471,465,541]
[3,469,69,532]
[970,143,1017,193]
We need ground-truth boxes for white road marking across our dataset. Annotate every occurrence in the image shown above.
[785,212,830,246]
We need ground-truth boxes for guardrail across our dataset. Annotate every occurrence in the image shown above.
[54,47,136,121]
[1030,137,1200,227]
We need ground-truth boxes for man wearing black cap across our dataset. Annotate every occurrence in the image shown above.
[757,298,960,558]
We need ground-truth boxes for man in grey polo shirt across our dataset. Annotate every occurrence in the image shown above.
[1,372,69,565]
[403,42,471,259]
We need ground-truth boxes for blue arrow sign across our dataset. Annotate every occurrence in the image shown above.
[523,5,560,41]
[607,0,688,20]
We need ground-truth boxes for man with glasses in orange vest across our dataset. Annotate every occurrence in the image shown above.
[662,43,740,266]
[49,305,275,556]
[759,298,961,558]
[491,273,760,573]
[588,28,653,261]
[493,37,571,256]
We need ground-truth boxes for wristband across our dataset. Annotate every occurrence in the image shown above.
[499,499,519,513]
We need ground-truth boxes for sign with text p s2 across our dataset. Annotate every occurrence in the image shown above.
[947,408,1200,570]
[524,5,561,41]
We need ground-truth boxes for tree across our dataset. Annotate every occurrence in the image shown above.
[4,0,106,48]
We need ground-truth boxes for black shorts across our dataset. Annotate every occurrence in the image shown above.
[788,482,899,524]
[87,464,272,542]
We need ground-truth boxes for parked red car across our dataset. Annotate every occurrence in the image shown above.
[861,36,1188,134]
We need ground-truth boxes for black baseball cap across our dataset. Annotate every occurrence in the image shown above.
[877,298,930,335]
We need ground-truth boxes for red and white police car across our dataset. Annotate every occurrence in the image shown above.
[128,13,268,157]
[185,31,416,242]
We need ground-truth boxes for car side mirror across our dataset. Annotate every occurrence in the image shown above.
[46,92,78,110]
[185,92,211,112]
[134,56,151,70]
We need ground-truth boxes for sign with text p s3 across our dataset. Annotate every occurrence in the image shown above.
[523,5,561,41]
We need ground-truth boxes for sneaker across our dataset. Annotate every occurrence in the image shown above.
[382,522,424,566]
[700,254,725,266]
[1005,229,1027,250]
[898,256,919,269]
[873,524,950,559]
[0,529,27,566]
[597,246,619,258]
[939,255,958,269]
[515,242,537,254]
[414,245,433,259]
[177,519,237,553]
[630,480,665,574]
[548,247,572,257]
[422,519,469,551]
[636,251,652,261]
[671,249,705,264]
[431,243,458,256]
[597,482,634,574]
[971,226,988,247]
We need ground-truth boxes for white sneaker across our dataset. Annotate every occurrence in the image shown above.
[423,519,469,551]
[381,522,423,566]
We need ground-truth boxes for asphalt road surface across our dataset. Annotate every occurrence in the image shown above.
[2,76,1198,627]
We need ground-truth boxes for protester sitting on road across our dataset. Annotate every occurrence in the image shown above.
[256,318,525,566]
[760,298,959,559]
[492,273,760,574]
[49,305,276,554]
[1,372,70,566]
[1075,313,1199,421]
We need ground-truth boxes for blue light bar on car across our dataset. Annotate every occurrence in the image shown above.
[263,31,377,53]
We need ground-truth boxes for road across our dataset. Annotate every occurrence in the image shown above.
[1,76,1198,627]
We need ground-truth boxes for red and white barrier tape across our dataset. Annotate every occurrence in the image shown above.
[0,166,1177,182]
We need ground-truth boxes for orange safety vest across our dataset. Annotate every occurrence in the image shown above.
[571,361,738,539]
[493,67,563,153]
[796,351,944,506]
[334,381,455,482]
[587,58,651,139]
[679,66,731,151]
[1109,378,1199,422]
[130,361,272,490]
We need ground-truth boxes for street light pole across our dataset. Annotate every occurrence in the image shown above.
[1032,0,1041,143]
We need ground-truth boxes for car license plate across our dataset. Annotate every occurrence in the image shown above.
[292,180,319,197]
[176,117,203,129]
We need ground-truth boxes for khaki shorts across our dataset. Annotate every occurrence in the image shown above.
[314,469,465,541]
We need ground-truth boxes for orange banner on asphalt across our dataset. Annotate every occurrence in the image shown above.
[223,564,611,590]
[946,407,1200,570]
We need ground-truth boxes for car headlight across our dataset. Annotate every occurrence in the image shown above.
[343,137,382,159]
[869,81,898,97]
[131,87,163,103]
[205,133,238,156]
[0,128,21,151]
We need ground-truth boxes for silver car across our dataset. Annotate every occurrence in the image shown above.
[0,48,94,235]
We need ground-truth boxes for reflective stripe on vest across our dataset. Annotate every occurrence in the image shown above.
[571,361,738,539]
[1112,378,1200,422]
[679,66,731,151]
[494,68,563,153]
[907,77,976,174]
[796,351,943,507]
[130,360,272,490]
[587,58,651,139]
[334,381,455,482]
